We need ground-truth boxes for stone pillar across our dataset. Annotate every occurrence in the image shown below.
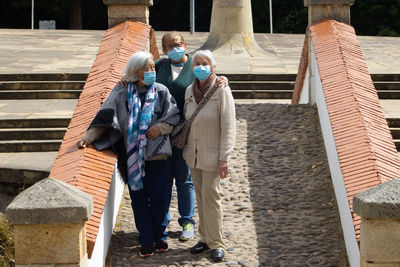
[103,0,153,28]
[6,178,93,267]
[304,0,355,25]
[353,179,400,267]
[200,0,267,57]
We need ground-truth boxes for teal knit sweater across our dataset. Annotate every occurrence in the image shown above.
[155,55,195,117]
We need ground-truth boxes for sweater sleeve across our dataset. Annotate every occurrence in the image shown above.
[156,122,174,135]
[219,86,236,161]
[82,126,107,144]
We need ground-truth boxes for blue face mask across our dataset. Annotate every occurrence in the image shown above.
[193,65,211,81]
[168,47,186,61]
[143,71,156,86]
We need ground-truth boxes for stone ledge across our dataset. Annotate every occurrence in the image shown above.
[103,0,153,5]
[304,0,355,6]
[6,177,93,225]
[353,179,400,219]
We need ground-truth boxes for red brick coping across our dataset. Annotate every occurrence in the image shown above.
[49,21,154,257]
[292,19,400,241]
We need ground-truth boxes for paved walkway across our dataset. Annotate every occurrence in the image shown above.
[105,103,347,266]
[2,29,400,75]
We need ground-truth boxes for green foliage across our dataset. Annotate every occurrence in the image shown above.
[0,215,14,267]
[1,0,400,36]
[149,0,212,32]
[0,0,107,29]
[352,0,400,36]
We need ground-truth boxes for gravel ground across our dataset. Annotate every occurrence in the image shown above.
[105,103,348,267]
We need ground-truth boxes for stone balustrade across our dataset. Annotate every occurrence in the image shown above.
[6,178,93,266]
[353,179,400,267]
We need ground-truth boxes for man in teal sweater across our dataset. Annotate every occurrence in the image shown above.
[156,32,227,241]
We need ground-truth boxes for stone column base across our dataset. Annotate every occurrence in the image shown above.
[200,33,268,57]
[16,254,88,267]
[14,222,87,265]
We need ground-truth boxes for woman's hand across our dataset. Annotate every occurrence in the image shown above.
[218,160,229,179]
[117,80,128,87]
[215,76,229,87]
[146,126,161,140]
[77,139,89,149]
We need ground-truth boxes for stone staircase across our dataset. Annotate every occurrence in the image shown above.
[0,74,83,194]
[225,73,400,152]
[226,74,296,99]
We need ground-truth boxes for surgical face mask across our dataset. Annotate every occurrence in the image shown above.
[193,65,211,81]
[168,47,186,61]
[143,71,156,86]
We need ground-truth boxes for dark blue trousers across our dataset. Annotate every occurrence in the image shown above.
[129,159,173,246]
[170,147,195,226]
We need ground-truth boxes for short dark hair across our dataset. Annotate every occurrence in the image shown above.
[162,32,185,49]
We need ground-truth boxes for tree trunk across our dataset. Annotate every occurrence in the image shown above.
[69,0,82,29]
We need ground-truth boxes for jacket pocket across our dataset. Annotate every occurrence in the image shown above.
[199,147,219,169]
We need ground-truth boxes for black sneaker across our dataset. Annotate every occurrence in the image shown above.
[139,245,154,257]
[155,240,169,252]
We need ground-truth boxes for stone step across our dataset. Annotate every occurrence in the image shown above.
[387,118,400,128]
[232,90,292,99]
[395,139,400,151]
[370,73,400,81]
[0,151,57,195]
[223,73,400,82]
[229,81,295,90]
[0,81,84,90]
[0,73,88,81]
[0,140,61,152]
[0,118,70,128]
[0,90,81,99]
[390,128,400,139]
[374,81,400,90]
[0,128,66,140]
[377,90,400,99]
[221,73,297,81]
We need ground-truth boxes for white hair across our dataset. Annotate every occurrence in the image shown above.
[192,50,216,68]
[122,51,153,82]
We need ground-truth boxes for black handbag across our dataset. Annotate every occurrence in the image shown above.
[171,85,219,149]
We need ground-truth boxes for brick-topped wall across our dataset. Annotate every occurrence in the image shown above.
[292,19,400,245]
[49,21,152,257]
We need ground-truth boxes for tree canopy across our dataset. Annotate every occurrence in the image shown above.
[0,0,399,37]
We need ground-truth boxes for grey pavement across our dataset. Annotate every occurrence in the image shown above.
[0,152,57,172]
[0,99,77,119]
[0,29,104,74]
[2,29,400,75]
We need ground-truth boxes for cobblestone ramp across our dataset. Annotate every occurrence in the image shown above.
[106,103,347,267]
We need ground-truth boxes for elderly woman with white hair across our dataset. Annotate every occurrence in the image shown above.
[183,50,236,262]
[77,51,180,258]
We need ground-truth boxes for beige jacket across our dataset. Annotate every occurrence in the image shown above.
[182,78,236,172]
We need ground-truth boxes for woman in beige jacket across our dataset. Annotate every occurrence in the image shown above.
[183,50,236,262]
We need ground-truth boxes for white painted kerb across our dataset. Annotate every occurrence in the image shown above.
[299,42,360,267]
[88,163,125,267]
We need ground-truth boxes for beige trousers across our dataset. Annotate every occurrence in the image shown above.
[191,168,225,250]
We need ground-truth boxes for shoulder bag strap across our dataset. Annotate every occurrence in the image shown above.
[186,85,219,125]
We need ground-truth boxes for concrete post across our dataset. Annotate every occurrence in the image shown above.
[200,0,267,57]
[6,178,93,267]
[103,0,153,28]
[353,179,400,267]
[304,0,355,25]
